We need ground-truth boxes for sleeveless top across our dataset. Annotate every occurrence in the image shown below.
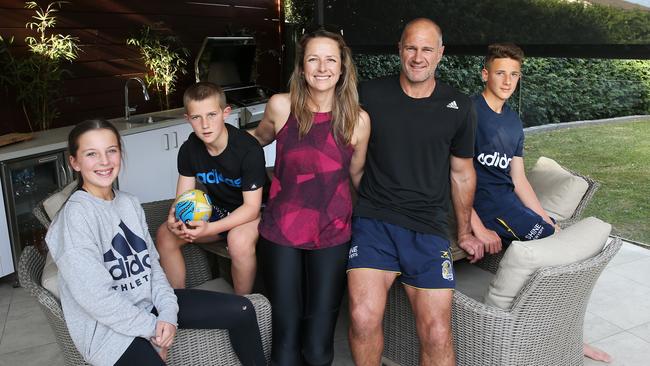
[259,112,354,249]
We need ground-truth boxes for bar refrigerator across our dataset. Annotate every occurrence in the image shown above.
[1,150,72,276]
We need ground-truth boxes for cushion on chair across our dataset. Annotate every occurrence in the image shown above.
[43,180,77,220]
[528,157,589,220]
[485,217,611,309]
[42,252,60,299]
[40,181,77,297]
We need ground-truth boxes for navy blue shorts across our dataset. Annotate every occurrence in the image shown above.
[484,203,556,244]
[347,217,455,289]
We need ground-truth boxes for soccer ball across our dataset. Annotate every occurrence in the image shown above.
[174,189,213,224]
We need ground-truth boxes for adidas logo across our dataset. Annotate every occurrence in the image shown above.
[103,221,151,281]
[250,184,257,189]
[446,100,459,109]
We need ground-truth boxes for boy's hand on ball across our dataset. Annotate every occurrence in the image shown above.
[181,220,210,241]
[166,215,185,238]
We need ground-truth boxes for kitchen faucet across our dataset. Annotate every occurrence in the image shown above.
[124,77,150,120]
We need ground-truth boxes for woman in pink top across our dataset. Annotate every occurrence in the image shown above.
[250,29,370,366]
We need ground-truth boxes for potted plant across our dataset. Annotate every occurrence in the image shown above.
[127,25,189,111]
[0,1,80,132]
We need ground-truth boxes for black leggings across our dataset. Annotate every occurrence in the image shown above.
[259,237,349,366]
[114,289,265,366]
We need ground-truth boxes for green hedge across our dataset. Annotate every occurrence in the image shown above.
[353,54,650,126]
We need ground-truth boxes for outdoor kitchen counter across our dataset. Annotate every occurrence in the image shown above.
[0,109,189,162]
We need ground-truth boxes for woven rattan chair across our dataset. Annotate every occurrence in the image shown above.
[33,196,211,288]
[382,237,622,366]
[18,245,272,366]
[475,162,600,274]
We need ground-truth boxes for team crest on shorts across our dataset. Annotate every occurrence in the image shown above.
[349,245,358,260]
[441,260,453,281]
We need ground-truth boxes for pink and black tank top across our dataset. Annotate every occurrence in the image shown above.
[259,112,354,249]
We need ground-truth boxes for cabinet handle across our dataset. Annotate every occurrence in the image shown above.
[38,155,58,164]
[173,132,178,148]
[163,134,170,150]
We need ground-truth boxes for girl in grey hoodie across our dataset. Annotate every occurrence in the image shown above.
[46,119,265,366]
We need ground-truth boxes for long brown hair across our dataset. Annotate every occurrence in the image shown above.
[289,29,359,145]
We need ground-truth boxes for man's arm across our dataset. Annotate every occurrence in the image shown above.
[510,157,555,226]
[450,155,484,263]
[349,110,371,191]
[182,188,262,241]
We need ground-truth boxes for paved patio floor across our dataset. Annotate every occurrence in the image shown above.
[1,239,648,365]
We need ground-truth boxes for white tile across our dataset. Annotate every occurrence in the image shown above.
[584,311,624,343]
[0,311,55,354]
[5,299,41,322]
[585,332,650,366]
[628,321,650,344]
[8,288,32,305]
[0,283,12,307]
[588,270,650,305]
[608,243,650,268]
[0,304,8,341]
[0,342,63,366]
[586,284,650,330]
[609,257,650,290]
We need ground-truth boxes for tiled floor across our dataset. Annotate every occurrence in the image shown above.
[1,240,649,365]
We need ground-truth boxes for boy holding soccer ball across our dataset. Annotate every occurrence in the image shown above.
[156,82,266,294]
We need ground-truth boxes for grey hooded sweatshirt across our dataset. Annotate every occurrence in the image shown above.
[45,190,178,366]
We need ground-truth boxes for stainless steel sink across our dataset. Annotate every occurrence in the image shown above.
[126,115,177,124]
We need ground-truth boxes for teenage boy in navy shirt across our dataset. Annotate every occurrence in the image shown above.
[470,43,611,363]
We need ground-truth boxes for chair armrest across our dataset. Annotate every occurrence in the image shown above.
[167,293,272,365]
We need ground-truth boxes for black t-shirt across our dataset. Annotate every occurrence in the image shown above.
[177,124,266,212]
[355,76,476,238]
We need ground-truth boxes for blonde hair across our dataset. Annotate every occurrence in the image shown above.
[183,81,227,110]
[288,30,360,145]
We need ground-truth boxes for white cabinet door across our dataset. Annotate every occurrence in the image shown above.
[0,183,15,277]
[120,123,191,203]
[167,123,193,195]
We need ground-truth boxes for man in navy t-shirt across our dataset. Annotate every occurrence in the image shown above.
[470,43,611,363]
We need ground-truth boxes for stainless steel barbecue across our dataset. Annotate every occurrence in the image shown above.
[195,36,274,128]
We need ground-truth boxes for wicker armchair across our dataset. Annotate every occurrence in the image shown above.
[33,197,211,288]
[382,237,622,366]
[18,245,272,366]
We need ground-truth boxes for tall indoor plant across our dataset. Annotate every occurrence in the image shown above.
[127,25,189,111]
[0,1,80,131]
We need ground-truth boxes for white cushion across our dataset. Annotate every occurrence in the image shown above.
[485,217,611,310]
[43,180,77,220]
[41,181,77,299]
[528,157,589,220]
[192,277,234,294]
[41,252,60,299]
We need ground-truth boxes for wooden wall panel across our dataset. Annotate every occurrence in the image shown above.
[0,0,283,134]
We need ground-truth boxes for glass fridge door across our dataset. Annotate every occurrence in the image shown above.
[1,151,67,266]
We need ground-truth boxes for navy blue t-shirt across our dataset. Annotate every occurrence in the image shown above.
[471,94,524,219]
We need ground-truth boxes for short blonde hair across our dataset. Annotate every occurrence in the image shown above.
[183,82,227,110]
